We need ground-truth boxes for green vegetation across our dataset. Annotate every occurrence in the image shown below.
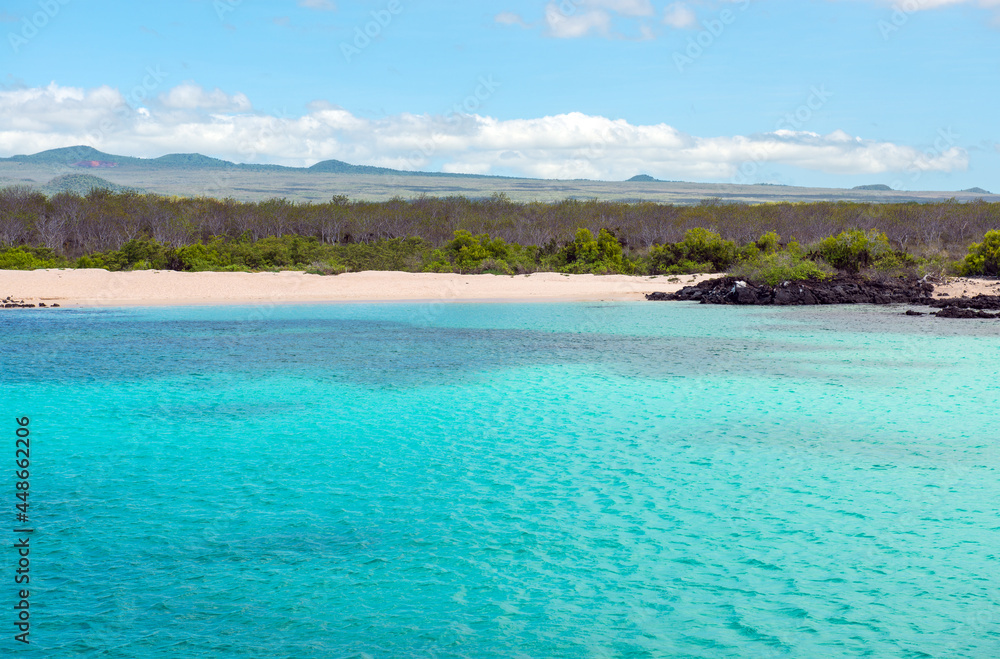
[960,230,1000,276]
[553,228,635,274]
[42,174,137,196]
[0,246,60,270]
[647,228,737,274]
[0,186,998,281]
[423,230,534,274]
[731,251,835,286]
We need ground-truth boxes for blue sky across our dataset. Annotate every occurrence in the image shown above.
[1,0,998,190]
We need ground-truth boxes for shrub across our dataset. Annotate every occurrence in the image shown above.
[423,231,515,273]
[959,230,1000,276]
[647,228,737,274]
[446,230,490,272]
[810,229,893,273]
[75,255,106,269]
[95,238,169,271]
[175,243,226,271]
[556,228,634,274]
[756,231,782,254]
[0,246,60,270]
[866,251,918,279]
[731,252,834,286]
[305,260,348,275]
[476,258,514,275]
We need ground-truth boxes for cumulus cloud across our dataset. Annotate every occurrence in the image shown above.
[663,2,697,28]
[544,4,613,38]
[158,82,252,112]
[498,0,658,38]
[0,83,970,182]
[0,83,127,136]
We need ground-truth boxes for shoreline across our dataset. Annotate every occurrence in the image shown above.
[0,269,720,308]
[2,269,997,309]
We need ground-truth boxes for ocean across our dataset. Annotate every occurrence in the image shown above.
[2,301,999,657]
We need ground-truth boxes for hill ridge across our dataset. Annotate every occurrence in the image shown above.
[1,145,512,179]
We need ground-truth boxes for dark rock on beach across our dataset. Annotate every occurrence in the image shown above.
[647,275,934,306]
[1,296,43,309]
[926,294,1000,311]
[933,306,1000,319]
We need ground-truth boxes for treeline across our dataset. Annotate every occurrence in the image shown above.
[0,185,998,278]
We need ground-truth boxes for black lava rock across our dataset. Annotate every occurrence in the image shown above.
[647,276,934,306]
[934,306,1000,319]
[927,295,1000,311]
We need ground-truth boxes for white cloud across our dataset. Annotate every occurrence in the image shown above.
[545,4,613,38]
[585,0,655,17]
[158,82,252,112]
[862,0,1000,8]
[494,11,529,26]
[0,83,970,183]
[663,2,697,28]
[498,0,658,38]
[0,83,127,135]
[297,0,336,10]
[499,0,1000,38]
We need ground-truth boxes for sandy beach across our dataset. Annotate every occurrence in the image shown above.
[933,276,1000,298]
[2,269,997,308]
[0,269,721,307]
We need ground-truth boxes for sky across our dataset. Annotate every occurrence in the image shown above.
[1,0,998,190]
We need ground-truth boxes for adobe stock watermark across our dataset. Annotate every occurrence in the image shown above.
[341,1,404,63]
[192,108,293,197]
[889,127,959,191]
[583,122,631,162]
[84,65,169,146]
[214,0,243,22]
[776,85,833,131]
[673,0,751,73]
[403,75,501,169]
[8,0,72,54]
[732,85,833,185]
[877,0,932,41]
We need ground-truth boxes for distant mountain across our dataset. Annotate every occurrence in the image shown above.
[963,187,992,194]
[308,158,511,179]
[1,145,508,179]
[627,174,659,182]
[853,184,893,191]
[42,173,139,195]
[308,159,399,175]
[149,153,234,169]
[5,146,143,168]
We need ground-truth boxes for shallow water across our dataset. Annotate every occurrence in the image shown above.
[2,302,999,657]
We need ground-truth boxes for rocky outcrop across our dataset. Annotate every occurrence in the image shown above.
[933,306,1000,319]
[647,276,934,306]
[927,295,1000,311]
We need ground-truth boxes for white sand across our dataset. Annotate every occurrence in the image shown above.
[931,276,1000,299]
[4,269,997,308]
[0,269,719,307]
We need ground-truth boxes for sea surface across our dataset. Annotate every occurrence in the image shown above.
[2,301,999,658]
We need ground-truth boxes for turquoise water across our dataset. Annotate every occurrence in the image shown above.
[2,301,999,658]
